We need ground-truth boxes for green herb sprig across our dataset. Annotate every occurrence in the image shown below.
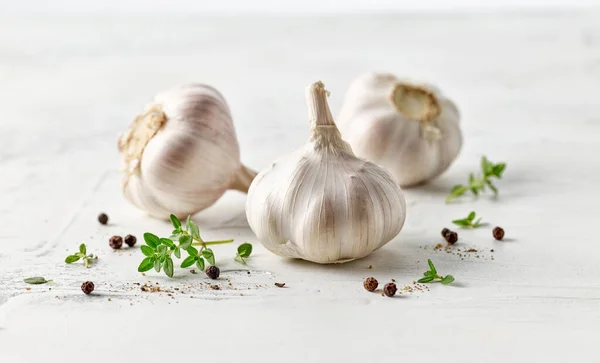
[418,259,455,285]
[452,211,483,228]
[446,156,506,203]
[24,277,53,284]
[138,214,252,277]
[65,244,96,268]
[234,243,253,265]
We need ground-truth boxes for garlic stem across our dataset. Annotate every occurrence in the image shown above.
[230,164,258,193]
[306,81,335,127]
[306,81,349,151]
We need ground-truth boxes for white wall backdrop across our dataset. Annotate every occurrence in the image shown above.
[1,0,599,14]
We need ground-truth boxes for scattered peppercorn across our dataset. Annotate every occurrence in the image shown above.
[109,235,123,249]
[274,282,286,288]
[441,227,451,238]
[98,213,108,225]
[383,282,397,297]
[124,234,137,247]
[493,227,505,240]
[445,231,458,245]
[363,277,378,292]
[205,266,220,279]
[81,281,94,295]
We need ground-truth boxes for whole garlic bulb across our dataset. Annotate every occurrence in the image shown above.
[337,73,462,187]
[118,84,256,220]
[246,81,406,264]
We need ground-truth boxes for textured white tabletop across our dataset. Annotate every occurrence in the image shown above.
[1,10,599,362]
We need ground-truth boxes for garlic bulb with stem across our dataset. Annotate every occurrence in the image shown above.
[337,72,462,187]
[246,81,406,264]
[118,84,256,220]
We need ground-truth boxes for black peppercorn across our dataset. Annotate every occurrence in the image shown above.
[441,227,451,238]
[383,282,397,297]
[109,235,123,249]
[81,281,94,295]
[493,227,505,240]
[445,231,458,245]
[363,277,378,292]
[124,234,137,247]
[205,266,220,279]
[98,213,108,225]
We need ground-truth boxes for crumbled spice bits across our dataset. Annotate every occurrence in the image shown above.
[124,234,137,247]
[493,226,505,240]
[98,213,109,225]
[109,235,123,249]
[363,277,378,292]
[81,281,95,295]
[274,282,286,288]
[205,266,220,279]
[383,282,397,297]
[445,231,458,245]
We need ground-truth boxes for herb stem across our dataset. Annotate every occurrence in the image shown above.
[203,239,235,245]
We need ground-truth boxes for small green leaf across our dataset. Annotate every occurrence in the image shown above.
[237,243,253,258]
[467,211,476,221]
[234,254,246,265]
[446,185,468,203]
[481,156,494,175]
[418,276,435,283]
[138,257,154,272]
[186,246,199,256]
[452,219,472,227]
[427,259,437,275]
[154,258,162,272]
[24,277,52,284]
[189,220,200,240]
[157,244,167,256]
[163,257,174,278]
[441,275,455,285]
[202,248,215,265]
[195,257,205,271]
[423,270,433,277]
[65,255,81,264]
[179,235,192,250]
[170,214,181,229]
[181,255,196,268]
[492,163,506,178]
[79,244,86,255]
[185,215,192,232]
[141,245,155,257]
[160,238,175,248]
[144,233,160,248]
[173,247,181,259]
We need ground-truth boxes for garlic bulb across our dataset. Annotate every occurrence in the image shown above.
[118,84,256,220]
[246,81,406,264]
[337,73,462,187]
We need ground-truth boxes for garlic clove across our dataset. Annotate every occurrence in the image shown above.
[337,72,462,187]
[119,84,256,220]
[246,81,406,264]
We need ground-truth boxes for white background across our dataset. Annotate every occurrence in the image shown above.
[1,0,599,13]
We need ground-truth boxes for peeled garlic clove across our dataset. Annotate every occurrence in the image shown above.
[337,72,462,187]
[118,84,256,220]
[246,81,406,264]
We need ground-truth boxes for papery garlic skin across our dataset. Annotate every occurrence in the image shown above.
[118,84,256,220]
[246,81,406,264]
[337,73,462,187]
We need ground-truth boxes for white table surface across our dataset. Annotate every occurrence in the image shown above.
[1,10,600,362]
